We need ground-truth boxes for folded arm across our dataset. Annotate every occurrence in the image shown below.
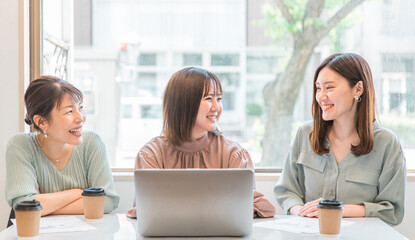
[34,189,83,216]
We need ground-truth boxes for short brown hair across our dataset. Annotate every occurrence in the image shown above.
[310,53,375,156]
[24,75,83,131]
[163,67,223,146]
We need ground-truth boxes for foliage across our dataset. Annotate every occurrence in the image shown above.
[246,103,263,116]
[260,0,356,42]
[329,11,361,52]
[259,1,305,41]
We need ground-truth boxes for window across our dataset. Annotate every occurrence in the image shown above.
[173,53,203,66]
[138,54,157,66]
[73,75,97,115]
[211,54,240,66]
[42,0,415,170]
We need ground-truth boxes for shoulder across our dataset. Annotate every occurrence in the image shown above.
[298,120,314,135]
[77,131,106,153]
[80,131,105,146]
[7,132,36,148]
[372,121,402,149]
[140,136,168,154]
[291,120,314,152]
[209,132,247,155]
[82,131,103,142]
[373,121,400,142]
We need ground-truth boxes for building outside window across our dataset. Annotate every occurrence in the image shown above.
[42,0,415,170]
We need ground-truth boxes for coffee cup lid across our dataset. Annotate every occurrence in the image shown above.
[14,200,42,211]
[317,199,344,209]
[82,188,106,196]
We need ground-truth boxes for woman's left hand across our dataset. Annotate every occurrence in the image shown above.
[297,198,323,218]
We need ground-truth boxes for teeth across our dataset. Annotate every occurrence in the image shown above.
[69,129,81,133]
[323,104,334,110]
[207,116,216,119]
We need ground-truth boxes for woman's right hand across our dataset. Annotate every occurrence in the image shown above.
[126,207,137,219]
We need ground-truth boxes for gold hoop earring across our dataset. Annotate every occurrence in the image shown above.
[354,96,361,102]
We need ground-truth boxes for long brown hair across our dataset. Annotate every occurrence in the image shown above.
[163,67,222,146]
[24,75,83,131]
[310,53,375,156]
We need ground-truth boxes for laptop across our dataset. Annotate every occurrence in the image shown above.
[134,168,254,237]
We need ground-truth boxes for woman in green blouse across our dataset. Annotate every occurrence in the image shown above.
[6,76,119,216]
[275,53,406,225]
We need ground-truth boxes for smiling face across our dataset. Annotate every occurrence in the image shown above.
[315,67,361,122]
[192,83,223,139]
[41,93,86,145]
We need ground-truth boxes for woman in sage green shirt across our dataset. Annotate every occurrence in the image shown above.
[274,53,406,226]
[6,76,119,217]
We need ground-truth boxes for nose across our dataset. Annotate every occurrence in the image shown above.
[74,108,86,123]
[317,89,328,102]
[211,99,219,112]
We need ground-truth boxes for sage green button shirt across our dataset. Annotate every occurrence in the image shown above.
[274,121,406,225]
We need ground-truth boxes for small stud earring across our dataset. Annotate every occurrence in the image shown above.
[354,96,361,102]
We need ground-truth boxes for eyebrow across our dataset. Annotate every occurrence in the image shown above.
[315,81,336,85]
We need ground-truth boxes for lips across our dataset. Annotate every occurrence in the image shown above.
[322,104,334,111]
[69,127,82,134]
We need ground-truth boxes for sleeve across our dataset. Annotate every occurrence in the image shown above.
[136,149,162,169]
[229,148,276,218]
[274,127,306,214]
[5,136,39,208]
[363,135,406,226]
[85,133,120,213]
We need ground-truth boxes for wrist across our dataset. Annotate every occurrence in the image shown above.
[343,204,366,217]
[289,205,302,215]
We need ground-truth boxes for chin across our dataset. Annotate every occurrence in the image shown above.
[70,137,83,145]
[322,115,334,121]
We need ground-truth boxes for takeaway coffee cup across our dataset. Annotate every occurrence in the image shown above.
[317,199,344,237]
[82,188,106,220]
[14,200,42,239]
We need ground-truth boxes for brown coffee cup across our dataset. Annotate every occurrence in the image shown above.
[82,188,106,220]
[317,199,344,236]
[14,200,42,238]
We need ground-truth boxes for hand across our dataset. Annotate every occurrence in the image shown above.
[298,198,323,218]
[289,205,303,215]
[126,207,137,219]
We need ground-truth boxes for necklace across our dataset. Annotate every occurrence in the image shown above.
[35,134,71,164]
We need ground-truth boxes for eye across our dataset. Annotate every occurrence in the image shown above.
[66,110,73,114]
[205,97,212,101]
[217,97,222,102]
[315,86,321,91]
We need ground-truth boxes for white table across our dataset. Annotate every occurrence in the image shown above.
[0,214,408,240]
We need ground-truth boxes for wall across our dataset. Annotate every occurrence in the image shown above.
[0,0,21,231]
[113,174,415,239]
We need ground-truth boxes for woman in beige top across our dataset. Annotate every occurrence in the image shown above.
[127,67,275,218]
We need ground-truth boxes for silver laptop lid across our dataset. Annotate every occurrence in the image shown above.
[134,169,254,237]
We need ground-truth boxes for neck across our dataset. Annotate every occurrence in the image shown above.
[331,122,356,140]
[192,130,207,140]
[331,110,358,140]
[36,133,70,160]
